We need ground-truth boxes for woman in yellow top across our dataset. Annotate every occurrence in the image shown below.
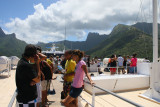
[62,50,76,99]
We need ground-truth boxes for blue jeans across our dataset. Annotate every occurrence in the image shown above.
[129,67,137,73]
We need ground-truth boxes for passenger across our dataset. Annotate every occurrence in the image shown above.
[36,46,47,61]
[16,44,41,107]
[61,50,94,107]
[48,55,53,62]
[95,56,98,63]
[40,55,53,107]
[97,59,103,74]
[60,55,66,69]
[126,55,131,73]
[129,54,137,74]
[87,55,91,72]
[83,55,87,63]
[123,56,127,74]
[54,56,59,71]
[36,46,47,107]
[107,57,111,67]
[91,58,95,65]
[110,55,117,75]
[143,58,150,63]
[61,50,76,99]
[114,54,117,60]
[117,55,124,74]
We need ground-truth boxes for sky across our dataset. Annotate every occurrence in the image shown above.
[0,0,156,43]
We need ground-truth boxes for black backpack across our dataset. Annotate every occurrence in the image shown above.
[40,61,52,80]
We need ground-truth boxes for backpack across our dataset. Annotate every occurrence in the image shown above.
[40,61,52,80]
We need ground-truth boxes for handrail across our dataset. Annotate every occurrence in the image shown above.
[9,81,142,107]
[104,66,130,69]
[8,90,17,107]
[84,81,143,107]
[104,66,137,74]
[79,96,93,107]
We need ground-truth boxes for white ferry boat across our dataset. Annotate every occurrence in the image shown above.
[42,44,64,58]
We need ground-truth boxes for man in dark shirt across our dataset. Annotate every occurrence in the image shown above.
[16,44,41,107]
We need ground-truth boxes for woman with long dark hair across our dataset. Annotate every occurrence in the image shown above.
[61,50,94,107]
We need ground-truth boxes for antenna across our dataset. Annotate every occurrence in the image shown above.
[64,17,66,52]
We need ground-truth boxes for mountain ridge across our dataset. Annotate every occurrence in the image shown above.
[0,22,159,60]
[37,32,109,51]
[0,27,5,37]
[86,23,155,60]
[0,27,27,57]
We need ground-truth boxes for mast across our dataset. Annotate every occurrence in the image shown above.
[151,0,160,99]
[153,0,158,63]
[140,0,160,102]
[64,18,66,52]
[64,25,66,51]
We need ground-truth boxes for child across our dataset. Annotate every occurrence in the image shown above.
[62,50,76,99]
[61,50,94,107]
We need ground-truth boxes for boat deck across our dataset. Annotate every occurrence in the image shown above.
[0,70,160,107]
[0,70,16,107]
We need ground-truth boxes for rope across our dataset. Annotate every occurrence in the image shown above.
[134,0,143,23]
[139,0,149,59]
[158,0,160,23]
[134,0,150,59]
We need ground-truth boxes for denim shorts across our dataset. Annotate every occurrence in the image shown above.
[69,86,83,98]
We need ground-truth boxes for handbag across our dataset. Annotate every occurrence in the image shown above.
[48,81,56,95]
[61,91,65,99]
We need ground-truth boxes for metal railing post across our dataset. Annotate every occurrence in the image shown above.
[8,60,9,77]
[126,63,127,70]
[92,86,95,107]
[9,59,11,77]
[97,66,99,76]
[8,90,17,107]
[116,61,118,74]
[85,81,143,107]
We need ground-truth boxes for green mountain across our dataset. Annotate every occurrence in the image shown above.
[0,22,159,60]
[37,33,108,51]
[86,24,159,61]
[132,22,160,37]
[0,28,27,57]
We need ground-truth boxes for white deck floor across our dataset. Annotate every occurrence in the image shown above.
[0,70,160,107]
[0,70,16,107]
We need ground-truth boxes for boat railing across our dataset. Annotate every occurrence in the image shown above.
[104,66,137,74]
[93,61,138,74]
[83,81,143,107]
[8,90,17,107]
[9,79,142,107]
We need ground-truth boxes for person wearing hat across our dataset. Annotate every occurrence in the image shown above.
[54,56,59,70]
[16,44,41,107]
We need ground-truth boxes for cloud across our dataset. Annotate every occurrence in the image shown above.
[5,0,151,43]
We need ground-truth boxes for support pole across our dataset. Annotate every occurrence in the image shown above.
[152,0,159,95]
[139,0,160,103]
[153,0,158,63]
[92,86,95,107]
